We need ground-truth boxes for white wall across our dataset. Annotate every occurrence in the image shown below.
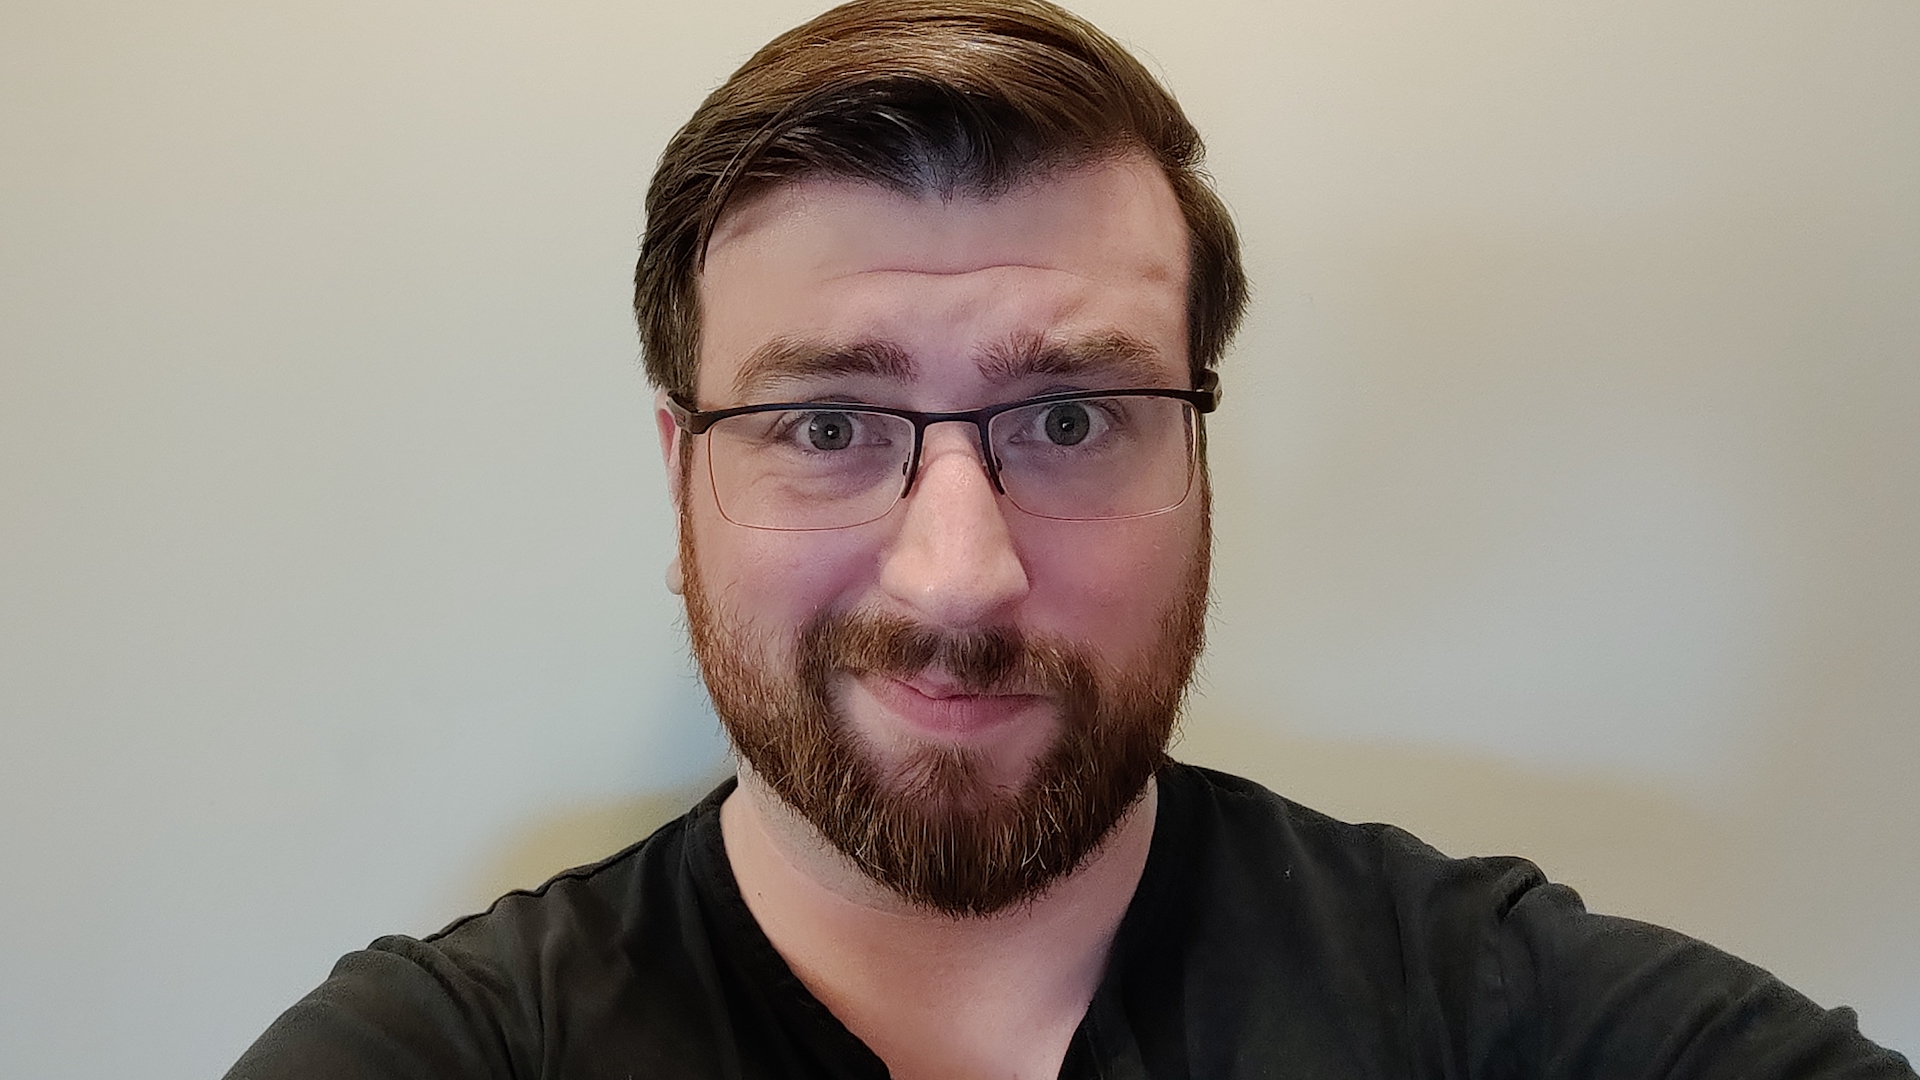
[2,2,1914,1075]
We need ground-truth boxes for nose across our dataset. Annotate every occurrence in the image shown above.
[876,425,1030,629]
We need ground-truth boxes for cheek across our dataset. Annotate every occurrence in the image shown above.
[1016,510,1206,656]
[687,500,872,628]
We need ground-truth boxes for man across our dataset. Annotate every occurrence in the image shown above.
[227,2,1914,1077]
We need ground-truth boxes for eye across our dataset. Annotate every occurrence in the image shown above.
[997,397,1126,452]
[805,411,855,451]
[1042,402,1091,446]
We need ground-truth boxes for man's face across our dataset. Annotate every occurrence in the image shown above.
[664,155,1209,915]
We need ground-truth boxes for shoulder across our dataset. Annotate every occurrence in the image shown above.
[1132,764,1545,1076]
[1156,761,1540,916]
[421,793,709,983]
[225,785,732,1079]
[1150,763,1915,1080]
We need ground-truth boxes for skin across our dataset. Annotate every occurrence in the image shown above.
[655,154,1204,1080]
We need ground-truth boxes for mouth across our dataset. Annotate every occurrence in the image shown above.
[854,670,1051,739]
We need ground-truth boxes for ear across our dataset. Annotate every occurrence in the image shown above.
[655,389,685,596]
[654,389,683,506]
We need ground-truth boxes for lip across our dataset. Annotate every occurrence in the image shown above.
[855,673,1049,739]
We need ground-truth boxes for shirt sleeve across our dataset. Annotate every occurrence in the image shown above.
[222,937,524,1080]
[1489,870,1916,1080]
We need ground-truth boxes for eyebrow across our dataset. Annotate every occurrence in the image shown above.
[978,332,1170,387]
[726,330,1173,402]
[730,338,915,400]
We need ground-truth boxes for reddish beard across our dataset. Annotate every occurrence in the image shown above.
[680,509,1210,918]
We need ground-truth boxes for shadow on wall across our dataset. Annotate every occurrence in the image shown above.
[457,768,734,912]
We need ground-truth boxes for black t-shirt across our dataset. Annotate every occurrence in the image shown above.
[225,764,1913,1079]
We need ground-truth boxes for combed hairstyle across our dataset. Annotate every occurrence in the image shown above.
[635,0,1248,399]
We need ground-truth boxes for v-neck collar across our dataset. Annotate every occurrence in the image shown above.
[680,767,1198,1079]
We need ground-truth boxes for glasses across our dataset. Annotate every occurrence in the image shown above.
[667,373,1219,531]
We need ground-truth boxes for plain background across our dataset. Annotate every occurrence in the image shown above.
[2,1,1915,1075]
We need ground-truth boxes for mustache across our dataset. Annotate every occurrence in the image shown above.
[797,609,1086,698]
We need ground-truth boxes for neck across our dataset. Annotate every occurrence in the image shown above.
[720,764,1158,1080]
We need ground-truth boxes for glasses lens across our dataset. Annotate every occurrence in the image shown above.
[989,395,1197,520]
[705,408,914,530]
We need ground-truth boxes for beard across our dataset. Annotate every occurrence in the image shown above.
[680,501,1210,918]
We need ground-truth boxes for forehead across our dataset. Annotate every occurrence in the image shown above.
[695,155,1191,403]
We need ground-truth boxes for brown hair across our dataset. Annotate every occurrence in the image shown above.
[634,0,1247,400]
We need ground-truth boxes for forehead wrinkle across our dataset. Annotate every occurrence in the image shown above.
[730,337,916,401]
[977,332,1169,387]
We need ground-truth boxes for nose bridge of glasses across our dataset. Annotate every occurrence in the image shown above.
[904,413,1005,496]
